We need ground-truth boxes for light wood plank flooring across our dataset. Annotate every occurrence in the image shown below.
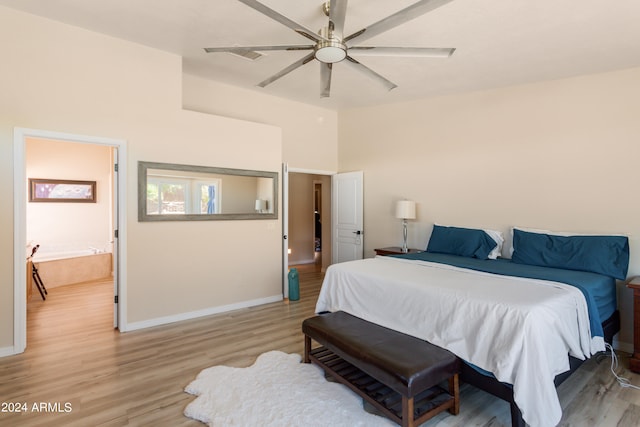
[1,264,639,426]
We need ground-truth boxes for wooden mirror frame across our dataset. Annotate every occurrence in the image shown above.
[138,161,278,221]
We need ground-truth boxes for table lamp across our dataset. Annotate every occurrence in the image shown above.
[395,200,416,253]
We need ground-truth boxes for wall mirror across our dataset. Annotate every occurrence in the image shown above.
[138,161,278,221]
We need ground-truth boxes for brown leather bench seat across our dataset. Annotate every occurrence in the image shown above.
[302,311,460,427]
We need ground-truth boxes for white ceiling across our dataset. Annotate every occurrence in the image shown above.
[2,0,640,110]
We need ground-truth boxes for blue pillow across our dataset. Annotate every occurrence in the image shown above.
[427,225,497,259]
[511,228,629,280]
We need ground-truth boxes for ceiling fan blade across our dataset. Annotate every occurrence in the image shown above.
[349,47,455,58]
[320,63,332,98]
[204,45,314,53]
[344,0,455,44]
[329,0,349,38]
[257,52,316,88]
[236,0,328,43]
[343,56,397,92]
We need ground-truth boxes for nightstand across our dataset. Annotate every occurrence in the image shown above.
[374,247,423,256]
[627,277,640,373]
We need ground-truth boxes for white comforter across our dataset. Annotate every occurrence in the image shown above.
[315,256,604,427]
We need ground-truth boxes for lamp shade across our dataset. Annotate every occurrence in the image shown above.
[255,199,267,211]
[395,200,416,220]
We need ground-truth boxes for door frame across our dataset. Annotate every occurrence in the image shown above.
[13,127,128,355]
[313,179,323,257]
[283,166,335,297]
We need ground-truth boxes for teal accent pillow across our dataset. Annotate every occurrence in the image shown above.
[426,225,497,259]
[511,228,629,280]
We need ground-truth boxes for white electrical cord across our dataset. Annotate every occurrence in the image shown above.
[605,343,640,390]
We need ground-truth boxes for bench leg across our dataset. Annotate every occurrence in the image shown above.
[303,335,311,363]
[401,396,415,427]
[449,373,460,415]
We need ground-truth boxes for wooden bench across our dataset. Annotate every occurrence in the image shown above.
[302,311,460,427]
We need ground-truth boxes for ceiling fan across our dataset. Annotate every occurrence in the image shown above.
[204,0,456,98]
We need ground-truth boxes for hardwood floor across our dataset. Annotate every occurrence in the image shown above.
[1,264,639,427]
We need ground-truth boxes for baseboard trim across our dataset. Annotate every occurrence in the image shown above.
[612,338,633,354]
[122,294,283,332]
[290,259,316,265]
[0,345,18,358]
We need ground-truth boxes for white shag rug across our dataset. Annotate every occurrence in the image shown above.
[184,350,395,427]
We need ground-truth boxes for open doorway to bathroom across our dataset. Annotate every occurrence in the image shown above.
[25,137,115,345]
[14,128,125,355]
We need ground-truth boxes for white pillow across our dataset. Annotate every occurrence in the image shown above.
[484,229,504,259]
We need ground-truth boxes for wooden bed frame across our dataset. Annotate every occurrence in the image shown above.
[459,310,620,427]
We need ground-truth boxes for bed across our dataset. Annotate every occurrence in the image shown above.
[315,226,628,427]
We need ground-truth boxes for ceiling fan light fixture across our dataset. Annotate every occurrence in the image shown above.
[314,26,346,63]
[315,43,347,63]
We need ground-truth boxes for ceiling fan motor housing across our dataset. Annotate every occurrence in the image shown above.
[322,1,331,17]
[314,26,347,63]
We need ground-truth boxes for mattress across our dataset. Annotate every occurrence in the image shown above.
[393,251,617,338]
[315,254,609,427]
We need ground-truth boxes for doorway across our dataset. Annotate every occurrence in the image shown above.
[286,171,332,273]
[313,180,323,264]
[13,128,127,355]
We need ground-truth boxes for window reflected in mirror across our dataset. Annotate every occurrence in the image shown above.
[138,161,278,221]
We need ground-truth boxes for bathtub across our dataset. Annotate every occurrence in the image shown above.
[32,250,113,288]
[33,249,100,262]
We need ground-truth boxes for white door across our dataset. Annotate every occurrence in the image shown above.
[332,171,364,263]
[282,163,289,298]
[112,149,119,328]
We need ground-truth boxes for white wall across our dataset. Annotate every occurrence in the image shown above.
[338,67,640,349]
[182,74,338,172]
[26,138,113,256]
[1,6,332,351]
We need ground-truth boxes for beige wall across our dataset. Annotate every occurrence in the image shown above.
[26,138,113,256]
[215,174,260,214]
[339,66,640,349]
[0,7,315,351]
[182,74,339,172]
